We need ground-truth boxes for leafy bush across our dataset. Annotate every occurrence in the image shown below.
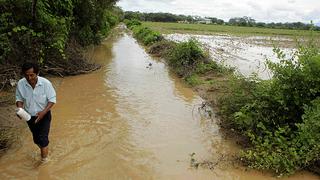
[195,61,219,74]
[218,75,257,125]
[124,19,142,29]
[148,40,177,57]
[0,0,121,64]
[106,12,118,28]
[142,31,163,45]
[131,26,163,45]
[78,25,95,46]
[220,39,320,175]
[166,39,208,77]
[0,12,13,63]
[73,1,121,46]
[241,98,320,175]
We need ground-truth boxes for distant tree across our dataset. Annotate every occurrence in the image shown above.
[124,11,143,20]
[216,19,224,25]
[229,17,246,26]
[256,22,266,28]
[243,16,255,26]
[206,17,224,24]
[124,11,202,23]
[228,16,255,26]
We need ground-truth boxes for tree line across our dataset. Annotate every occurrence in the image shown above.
[124,11,320,31]
[228,16,318,30]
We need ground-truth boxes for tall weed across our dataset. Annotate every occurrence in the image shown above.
[166,39,207,77]
[132,25,163,45]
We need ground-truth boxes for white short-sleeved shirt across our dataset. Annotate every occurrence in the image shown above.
[15,76,56,116]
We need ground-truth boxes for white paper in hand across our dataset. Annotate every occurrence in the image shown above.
[16,108,31,121]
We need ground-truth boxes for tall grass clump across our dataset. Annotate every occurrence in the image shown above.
[166,39,209,77]
[124,19,141,29]
[125,19,163,46]
[148,40,177,57]
[219,38,320,175]
[132,26,163,45]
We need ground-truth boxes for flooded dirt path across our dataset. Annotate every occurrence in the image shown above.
[0,27,318,179]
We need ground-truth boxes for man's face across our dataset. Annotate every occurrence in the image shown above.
[24,68,38,85]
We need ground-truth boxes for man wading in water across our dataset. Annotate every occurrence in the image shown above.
[16,62,56,163]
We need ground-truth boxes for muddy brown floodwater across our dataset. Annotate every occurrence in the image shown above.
[0,26,318,179]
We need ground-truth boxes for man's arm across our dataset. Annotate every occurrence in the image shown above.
[16,101,24,108]
[15,82,24,119]
[35,102,55,123]
[35,80,56,123]
[15,101,24,119]
[15,82,24,108]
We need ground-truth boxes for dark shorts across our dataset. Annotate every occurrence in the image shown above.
[27,111,51,148]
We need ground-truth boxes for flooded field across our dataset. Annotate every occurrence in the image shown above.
[165,33,296,79]
[0,27,318,179]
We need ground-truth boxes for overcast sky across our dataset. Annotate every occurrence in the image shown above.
[117,0,320,24]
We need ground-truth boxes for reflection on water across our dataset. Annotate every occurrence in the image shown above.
[0,26,317,179]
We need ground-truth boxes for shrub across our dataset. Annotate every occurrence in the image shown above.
[221,38,320,175]
[124,19,142,29]
[195,61,219,74]
[143,31,163,45]
[131,26,163,46]
[78,25,95,46]
[241,98,320,175]
[148,40,177,57]
[166,39,207,77]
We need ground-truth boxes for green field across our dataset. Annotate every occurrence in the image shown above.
[142,21,320,37]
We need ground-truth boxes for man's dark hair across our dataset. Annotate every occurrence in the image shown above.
[21,62,40,75]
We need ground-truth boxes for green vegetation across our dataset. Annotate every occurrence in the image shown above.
[123,19,141,27]
[220,40,320,175]
[126,19,320,176]
[166,39,208,77]
[126,19,225,85]
[0,0,122,69]
[214,36,320,175]
[125,20,163,46]
[228,16,317,30]
[124,11,194,23]
[132,26,163,45]
[142,22,320,37]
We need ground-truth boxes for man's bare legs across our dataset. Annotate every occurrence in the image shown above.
[40,146,49,162]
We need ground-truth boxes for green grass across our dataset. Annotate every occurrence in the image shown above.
[142,22,320,37]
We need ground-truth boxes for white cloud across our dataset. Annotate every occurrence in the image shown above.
[117,0,320,23]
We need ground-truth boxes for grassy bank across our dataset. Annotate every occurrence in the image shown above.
[142,22,320,37]
[125,20,234,95]
[125,19,320,176]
